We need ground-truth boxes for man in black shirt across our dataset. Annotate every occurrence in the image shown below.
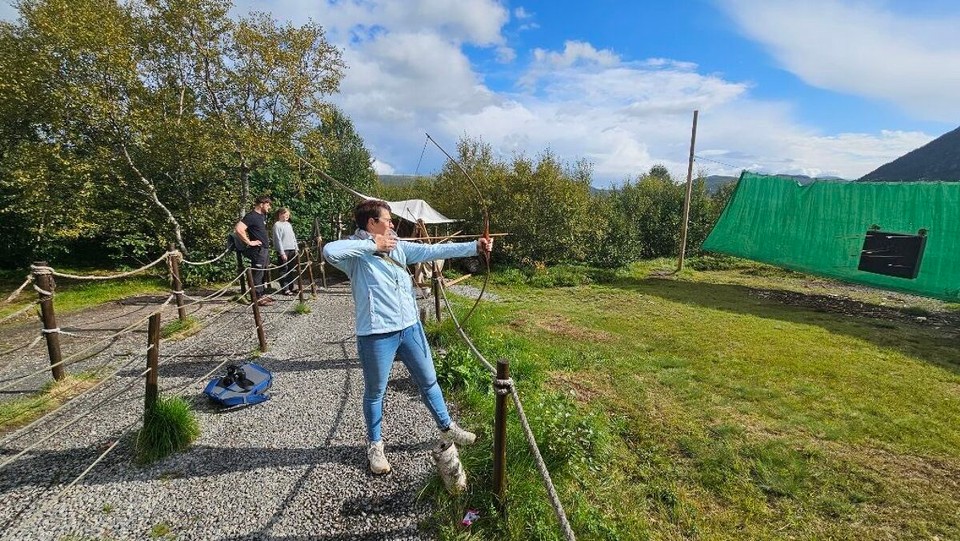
[234,195,274,306]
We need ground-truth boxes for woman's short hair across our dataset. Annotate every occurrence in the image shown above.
[354,199,391,231]
[274,207,289,221]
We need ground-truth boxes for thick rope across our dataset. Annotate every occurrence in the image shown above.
[0,301,38,325]
[30,252,170,281]
[180,248,231,266]
[0,295,174,395]
[509,386,577,541]
[3,275,34,304]
[0,367,150,470]
[436,278,575,540]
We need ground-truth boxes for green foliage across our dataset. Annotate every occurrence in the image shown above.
[434,345,490,396]
[0,0,348,268]
[135,396,200,464]
[529,391,607,473]
[490,264,618,288]
[292,301,311,314]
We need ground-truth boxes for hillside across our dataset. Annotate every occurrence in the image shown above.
[860,125,960,181]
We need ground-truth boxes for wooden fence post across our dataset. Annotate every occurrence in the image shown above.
[246,268,268,353]
[145,313,160,412]
[168,243,186,322]
[236,251,247,296]
[432,263,442,322]
[493,358,511,513]
[33,262,64,381]
[304,245,317,297]
[294,251,306,304]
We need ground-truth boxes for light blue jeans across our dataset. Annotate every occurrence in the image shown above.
[356,321,451,442]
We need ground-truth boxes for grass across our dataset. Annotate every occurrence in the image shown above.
[292,301,311,314]
[148,522,174,539]
[135,395,200,464]
[0,271,168,322]
[0,373,99,433]
[160,316,200,339]
[423,259,960,540]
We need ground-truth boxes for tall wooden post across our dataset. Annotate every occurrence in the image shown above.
[678,109,699,271]
[145,313,160,412]
[168,244,186,322]
[294,251,306,304]
[246,268,268,353]
[33,262,64,381]
[304,245,317,297]
[493,358,511,513]
[318,235,327,289]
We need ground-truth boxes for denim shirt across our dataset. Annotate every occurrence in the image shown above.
[323,230,478,336]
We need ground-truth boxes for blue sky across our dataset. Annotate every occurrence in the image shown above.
[4,0,958,186]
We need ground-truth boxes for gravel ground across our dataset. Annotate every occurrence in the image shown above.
[0,282,474,540]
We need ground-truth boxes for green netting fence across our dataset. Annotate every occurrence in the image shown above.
[702,172,960,301]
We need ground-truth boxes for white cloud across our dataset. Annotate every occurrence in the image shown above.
[514,7,532,20]
[372,159,395,175]
[225,2,942,184]
[719,0,960,119]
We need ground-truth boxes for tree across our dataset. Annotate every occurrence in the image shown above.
[0,0,346,265]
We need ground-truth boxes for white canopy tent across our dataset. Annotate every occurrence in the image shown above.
[385,198,459,224]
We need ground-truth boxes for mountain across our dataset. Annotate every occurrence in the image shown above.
[859,126,960,181]
[378,174,420,185]
[704,175,738,193]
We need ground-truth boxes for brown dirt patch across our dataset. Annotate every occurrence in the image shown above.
[510,313,612,342]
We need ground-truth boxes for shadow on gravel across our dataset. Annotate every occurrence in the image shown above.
[116,355,360,380]
[0,441,438,492]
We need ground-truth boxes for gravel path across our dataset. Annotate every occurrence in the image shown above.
[0,283,463,540]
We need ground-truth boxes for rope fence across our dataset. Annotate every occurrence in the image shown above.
[0,235,579,539]
[436,275,576,541]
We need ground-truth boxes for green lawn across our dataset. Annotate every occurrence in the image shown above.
[426,259,960,540]
[0,268,169,322]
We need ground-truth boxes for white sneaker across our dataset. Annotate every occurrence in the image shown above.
[440,421,476,446]
[367,440,391,475]
[432,442,467,494]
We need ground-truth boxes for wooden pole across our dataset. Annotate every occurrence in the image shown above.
[145,312,160,412]
[493,358,510,513]
[246,268,268,353]
[168,244,186,322]
[236,250,247,296]
[304,245,317,297]
[33,262,64,381]
[318,236,327,289]
[678,109,699,271]
[294,251,306,304]
[432,266,441,322]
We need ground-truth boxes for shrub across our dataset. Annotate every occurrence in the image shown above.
[135,396,200,463]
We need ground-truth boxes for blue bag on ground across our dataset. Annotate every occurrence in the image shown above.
[203,362,272,407]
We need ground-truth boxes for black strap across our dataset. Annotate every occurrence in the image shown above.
[222,365,253,391]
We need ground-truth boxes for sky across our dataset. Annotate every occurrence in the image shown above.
[4,0,959,187]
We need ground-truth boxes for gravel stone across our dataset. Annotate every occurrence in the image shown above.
[0,282,480,540]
